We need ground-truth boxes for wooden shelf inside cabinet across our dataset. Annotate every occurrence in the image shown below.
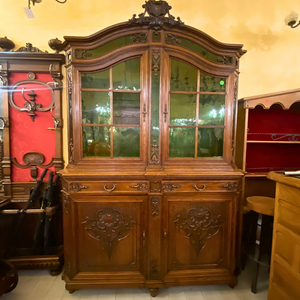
[244,173,269,177]
[235,89,300,203]
[247,140,300,144]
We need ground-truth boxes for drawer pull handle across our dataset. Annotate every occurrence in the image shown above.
[193,184,207,191]
[164,230,167,239]
[103,184,117,192]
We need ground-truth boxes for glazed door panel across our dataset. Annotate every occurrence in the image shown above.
[163,194,237,278]
[74,195,147,279]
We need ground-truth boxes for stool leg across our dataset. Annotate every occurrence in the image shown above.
[251,213,263,293]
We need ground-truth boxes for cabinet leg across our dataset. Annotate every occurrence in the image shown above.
[149,288,159,297]
[66,285,75,294]
[50,266,63,276]
[251,263,259,294]
[240,248,247,271]
[228,278,238,289]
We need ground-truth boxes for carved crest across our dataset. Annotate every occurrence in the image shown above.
[149,259,159,279]
[150,140,159,164]
[219,182,238,191]
[150,196,159,216]
[82,207,135,259]
[69,138,74,164]
[131,183,149,191]
[162,182,180,192]
[15,43,46,53]
[174,206,223,256]
[152,50,161,77]
[69,182,89,192]
[74,49,92,59]
[129,0,184,31]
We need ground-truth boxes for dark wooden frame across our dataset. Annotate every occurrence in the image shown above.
[60,2,246,295]
[0,51,65,273]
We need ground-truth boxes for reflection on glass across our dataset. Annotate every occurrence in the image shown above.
[199,95,225,126]
[113,93,140,125]
[113,58,140,91]
[170,94,196,125]
[82,91,111,124]
[200,74,226,92]
[198,128,223,157]
[81,70,110,89]
[113,127,140,157]
[169,128,195,157]
[83,126,111,157]
[88,36,140,59]
[170,59,197,92]
[171,37,232,65]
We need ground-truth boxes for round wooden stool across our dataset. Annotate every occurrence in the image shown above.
[244,196,275,293]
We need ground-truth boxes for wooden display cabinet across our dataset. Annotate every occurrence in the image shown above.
[0,45,65,274]
[59,0,246,295]
[236,89,300,204]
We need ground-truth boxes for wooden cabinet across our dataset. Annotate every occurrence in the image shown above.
[59,0,245,295]
[267,172,300,300]
[0,46,65,273]
[236,89,300,203]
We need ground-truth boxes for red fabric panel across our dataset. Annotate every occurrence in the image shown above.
[246,143,300,173]
[9,73,56,182]
[247,103,300,141]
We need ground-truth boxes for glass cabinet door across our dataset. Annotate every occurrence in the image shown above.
[81,58,141,158]
[79,56,229,162]
[168,58,226,159]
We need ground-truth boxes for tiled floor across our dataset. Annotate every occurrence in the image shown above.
[1,260,269,300]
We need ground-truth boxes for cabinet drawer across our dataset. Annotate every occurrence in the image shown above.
[67,181,149,194]
[162,180,238,193]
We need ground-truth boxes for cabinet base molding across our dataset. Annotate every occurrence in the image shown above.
[62,270,238,296]
[8,246,63,275]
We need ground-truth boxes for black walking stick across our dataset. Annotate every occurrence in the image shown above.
[43,171,54,255]
[31,187,48,254]
[4,168,48,258]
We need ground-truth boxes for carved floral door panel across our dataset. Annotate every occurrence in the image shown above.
[162,194,237,277]
[74,195,147,278]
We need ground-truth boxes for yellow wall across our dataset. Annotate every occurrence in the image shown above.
[2,0,300,98]
[2,0,300,160]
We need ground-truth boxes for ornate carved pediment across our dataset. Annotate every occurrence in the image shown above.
[15,43,47,53]
[129,0,184,31]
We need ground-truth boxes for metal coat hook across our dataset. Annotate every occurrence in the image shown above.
[21,88,33,108]
[20,88,41,121]
[0,117,8,130]
[47,105,59,130]
[47,64,59,88]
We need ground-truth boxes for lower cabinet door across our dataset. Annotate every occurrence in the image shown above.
[162,193,238,285]
[64,195,147,286]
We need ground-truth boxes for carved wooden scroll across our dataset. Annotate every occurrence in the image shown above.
[82,207,135,259]
[174,206,223,256]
